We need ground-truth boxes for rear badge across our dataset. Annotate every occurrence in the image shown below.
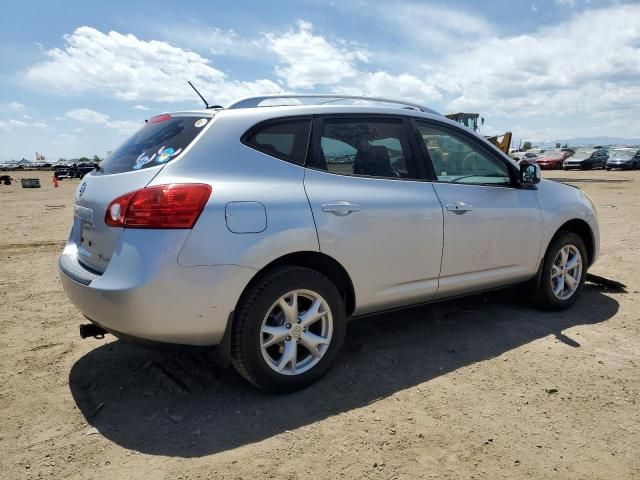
[77,182,87,198]
[194,118,208,128]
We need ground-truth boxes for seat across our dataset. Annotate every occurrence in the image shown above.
[353,146,394,177]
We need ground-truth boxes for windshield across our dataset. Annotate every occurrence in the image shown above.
[98,114,211,174]
[611,149,635,158]
[571,150,593,160]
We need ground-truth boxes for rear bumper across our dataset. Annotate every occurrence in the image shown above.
[59,232,256,346]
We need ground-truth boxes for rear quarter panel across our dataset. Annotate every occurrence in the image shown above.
[153,111,319,269]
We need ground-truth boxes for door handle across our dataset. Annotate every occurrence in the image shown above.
[445,202,473,213]
[322,202,361,216]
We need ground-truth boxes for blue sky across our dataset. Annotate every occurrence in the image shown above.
[0,0,639,160]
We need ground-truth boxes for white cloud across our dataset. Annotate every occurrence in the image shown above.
[265,20,369,89]
[6,101,25,111]
[0,118,47,130]
[133,105,150,111]
[360,2,492,53]
[0,119,28,130]
[424,3,640,131]
[20,7,640,141]
[65,108,140,134]
[27,27,282,104]
[261,20,442,103]
[161,25,259,58]
[337,71,442,104]
[66,108,110,124]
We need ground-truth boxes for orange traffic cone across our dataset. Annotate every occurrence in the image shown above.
[52,174,59,188]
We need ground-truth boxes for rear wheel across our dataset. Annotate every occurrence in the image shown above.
[555,162,563,170]
[231,266,346,392]
[531,231,587,310]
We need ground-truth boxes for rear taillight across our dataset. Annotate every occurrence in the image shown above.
[105,184,212,229]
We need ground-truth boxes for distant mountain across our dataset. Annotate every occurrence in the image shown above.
[534,137,640,147]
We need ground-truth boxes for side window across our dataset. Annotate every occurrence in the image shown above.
[415,122,511,186]
[244,119,311,165]
[315,118,417,179]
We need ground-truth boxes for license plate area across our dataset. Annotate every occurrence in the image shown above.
[74,205,94,258]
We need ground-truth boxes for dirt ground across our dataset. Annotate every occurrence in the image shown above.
[0,169,638,480]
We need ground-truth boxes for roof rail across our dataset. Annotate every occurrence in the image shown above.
[226,94,441,115]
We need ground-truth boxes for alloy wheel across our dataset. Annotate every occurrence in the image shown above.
[260,289,333,375]
[551,244,583,300]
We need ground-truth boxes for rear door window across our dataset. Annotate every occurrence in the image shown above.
[312,117,418,179]
[98,114,211,175]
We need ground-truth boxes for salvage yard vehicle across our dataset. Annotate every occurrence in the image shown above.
[563,148,609,170]
[54,162,98,180]
[605,148,640,170]
[59,94,600,392]
[536,150,569,170]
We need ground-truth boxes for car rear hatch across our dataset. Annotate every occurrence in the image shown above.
[71,112,214,274]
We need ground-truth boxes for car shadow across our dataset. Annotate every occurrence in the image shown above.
[69,284,620,458]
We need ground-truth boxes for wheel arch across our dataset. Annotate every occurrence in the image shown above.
[239,251,356,316]
[548,219,595,267]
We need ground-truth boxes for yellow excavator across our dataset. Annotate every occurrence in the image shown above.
[445,112,512,155]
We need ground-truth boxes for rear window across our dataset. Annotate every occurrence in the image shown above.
[244,119,311,165]
[98,115,211,174]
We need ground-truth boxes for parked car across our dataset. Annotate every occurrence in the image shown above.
[520,152,540,162]
[511,151,539,162]
[536,150,569,170]
[605,148,640,170]
[54,163,98,180]
[59,94,600,391]
[563,149,609,170]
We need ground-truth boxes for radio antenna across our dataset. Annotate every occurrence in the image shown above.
[187,81,222,109]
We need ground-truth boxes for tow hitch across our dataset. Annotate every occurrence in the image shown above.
[80,324,108,339]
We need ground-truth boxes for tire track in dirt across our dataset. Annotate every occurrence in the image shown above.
[1,240,65,255]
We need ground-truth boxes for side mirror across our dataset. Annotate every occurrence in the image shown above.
[519,161,541,186]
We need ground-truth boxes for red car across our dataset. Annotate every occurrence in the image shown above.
[536,150,569,170]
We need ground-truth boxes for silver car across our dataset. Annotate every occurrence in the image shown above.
[59,94,600,391]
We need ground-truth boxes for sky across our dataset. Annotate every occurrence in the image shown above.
[0,0,639,160]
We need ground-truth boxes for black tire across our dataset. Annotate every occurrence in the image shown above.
[231,266,346,392]
[563,166,570,171]
[555,162,563,170]
[606,167,611,171]
[531,231,588,310]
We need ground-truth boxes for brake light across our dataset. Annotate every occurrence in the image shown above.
[105,184,212,229]
[147,114,171,124]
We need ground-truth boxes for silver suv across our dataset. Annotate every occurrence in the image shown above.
[59,94,599,391]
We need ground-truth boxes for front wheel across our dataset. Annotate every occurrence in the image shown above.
[231,266,346,392]
[531,231,587,310]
